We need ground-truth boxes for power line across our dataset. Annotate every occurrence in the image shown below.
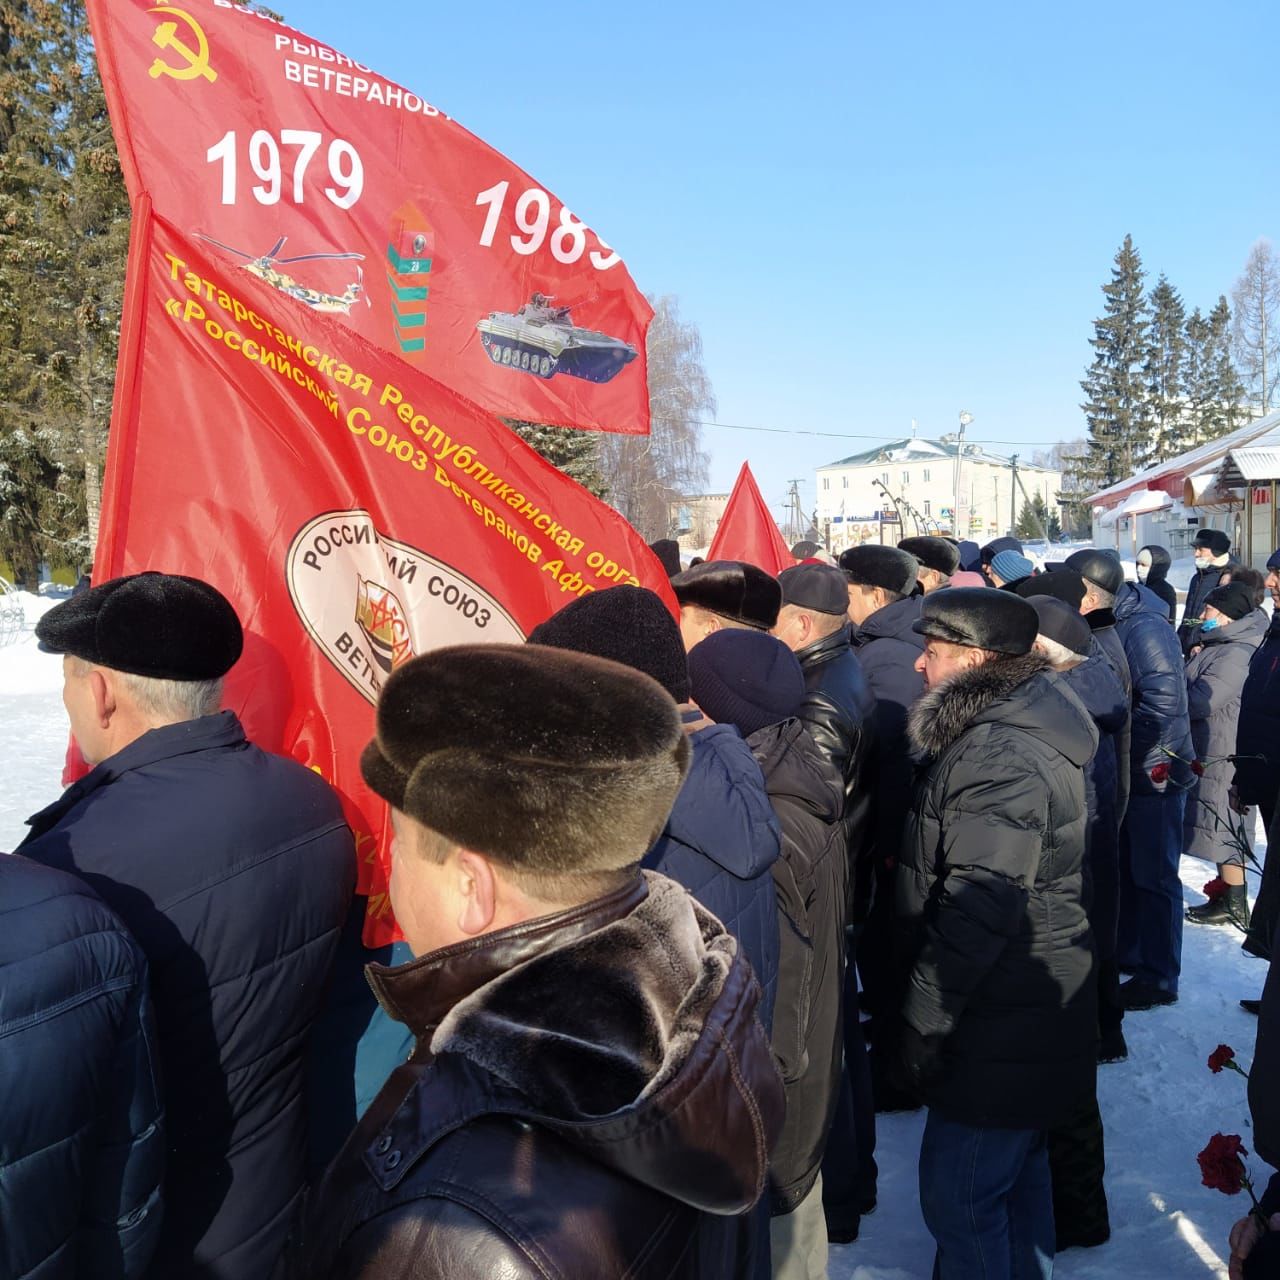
[665,417,1066,450]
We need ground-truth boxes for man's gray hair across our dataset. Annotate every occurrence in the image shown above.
[1035,635,1082,669]
[1088,583,1116,609]
[116,671,224,721]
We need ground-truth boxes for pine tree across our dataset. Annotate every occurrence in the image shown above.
[1015,492,1061,541]
[1204,296,1247,441]
[0,0,128,577]
[1144,275,1186,463]
[1181,307,1211,450]
[1078,235,1154,490]
[503,419,606,497]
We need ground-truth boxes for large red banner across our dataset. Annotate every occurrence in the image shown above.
[87,0,652,434]
[98,205,672,943]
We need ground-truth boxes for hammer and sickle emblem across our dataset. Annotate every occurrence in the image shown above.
[147,6,217,83]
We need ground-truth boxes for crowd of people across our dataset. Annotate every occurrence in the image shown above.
[2,526,1280,1279]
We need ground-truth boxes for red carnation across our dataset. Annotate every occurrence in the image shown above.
[1198,1133,1248,1195]
[1192,759,1206,777]
[1208,1044,1236,1074]
[1151,762,1171,785]
[1204,877,1229,903]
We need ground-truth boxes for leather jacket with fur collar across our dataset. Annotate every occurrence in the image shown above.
[292,872,784,1280]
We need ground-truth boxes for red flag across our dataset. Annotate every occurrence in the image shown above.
[96,205,672,944]
[87,0,652,434]
[707,463,795,575]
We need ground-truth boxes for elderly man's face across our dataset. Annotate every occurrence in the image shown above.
[1267,567,1280,607]
[914,638,987,691]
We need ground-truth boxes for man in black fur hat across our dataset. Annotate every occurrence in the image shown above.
[897,589,1098,1280]
[21,572,355,1280]
[671,559,782,651]
[1179,527,1237,654]
[294,643,784,1279]
[899,536,959,594]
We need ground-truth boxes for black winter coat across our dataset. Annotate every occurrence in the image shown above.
[849,595,926,868]
[794,624,877,872]
[1179,557,1236,653]
[1060,648,1128,884]
[1113,582,1195,795]
[20,712,355,1280]
[897,654,1098,1130]
[292,874,785,1280]
[0,856,164,1280]
[1139,545,1177,623]
[1087,612,1132,823]
[1236,611,1280,812]
[747,719,847,1214]
[645,717,781,1028]
[1184,608,1269,863]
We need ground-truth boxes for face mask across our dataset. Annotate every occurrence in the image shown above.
[1137,564,1149,582]
[1200,617,1221,632]
[1194,553,1212,569]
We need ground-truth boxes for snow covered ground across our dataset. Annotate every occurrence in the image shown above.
[0,591,1269,1279]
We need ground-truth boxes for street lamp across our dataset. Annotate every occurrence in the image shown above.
[954,411,973,538]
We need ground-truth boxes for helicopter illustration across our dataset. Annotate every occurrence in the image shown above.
[195,233,368,314]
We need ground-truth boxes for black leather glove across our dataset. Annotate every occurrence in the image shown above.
[900,1023,946,1089]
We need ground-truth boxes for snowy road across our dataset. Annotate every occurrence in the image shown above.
[0,600,1264,1279]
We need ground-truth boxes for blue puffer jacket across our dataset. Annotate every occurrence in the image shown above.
[1236,611,1280,810]
[0,855,164,1280]
[1113,581,1194,795]
[20,712,355,1280]
[644,718,781,1029]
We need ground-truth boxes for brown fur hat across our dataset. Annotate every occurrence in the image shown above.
[361,644,690,874]
[670,560,781,630]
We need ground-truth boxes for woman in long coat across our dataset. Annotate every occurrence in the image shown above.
[1184,582,1269,928]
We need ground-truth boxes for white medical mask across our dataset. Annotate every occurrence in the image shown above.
[1137,562,1150,582]
[1194,552,1213,569]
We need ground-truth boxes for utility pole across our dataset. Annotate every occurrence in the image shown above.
[1010,454,1019,536]
[784,479,805,543]
[954,411,973,538]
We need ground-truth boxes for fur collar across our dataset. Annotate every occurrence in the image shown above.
[908,652,1048,757]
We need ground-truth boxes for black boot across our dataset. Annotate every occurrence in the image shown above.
[1187,883,1250,927]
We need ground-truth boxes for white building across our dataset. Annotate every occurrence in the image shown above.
[814,437,1062,552]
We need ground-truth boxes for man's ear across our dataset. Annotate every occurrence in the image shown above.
[455,848,499,938]
[90,668,116,728]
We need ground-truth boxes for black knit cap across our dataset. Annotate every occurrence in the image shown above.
[778,563,849,616]
[1027,595,1092,657]
[687,629,804,738]
[1064,549,1124,596]
[912,587,1038,655]
[528,585,690,703]
[1194,528,1232,556]
[899,536,960,576]
[361,644,690,872]
[838,545,918,595]
[35,571,243,680]
[670,560,781,630]
[1205,581,1254,621]
[1016,569,1085,609]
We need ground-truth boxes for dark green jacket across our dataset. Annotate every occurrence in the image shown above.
[897,654,1098,1130]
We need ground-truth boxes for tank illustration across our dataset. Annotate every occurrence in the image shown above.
[476,294,638,384]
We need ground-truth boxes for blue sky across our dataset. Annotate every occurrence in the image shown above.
[297,0,1279,523]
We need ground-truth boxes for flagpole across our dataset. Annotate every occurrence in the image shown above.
[94,194,154,578]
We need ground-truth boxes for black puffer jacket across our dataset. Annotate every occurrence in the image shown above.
[1236,611,1280,812]
[897,654,1098,1130]
[794,624,877,871]
[1184,608,1269,863]
[1113,582,1194,795]
[21,712,356,1280]
[1179,556,1236,653]
[0,856,164,1280]
[1138,545,1177,623]
[292,873,785,1280]
[747,719,847,1215]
